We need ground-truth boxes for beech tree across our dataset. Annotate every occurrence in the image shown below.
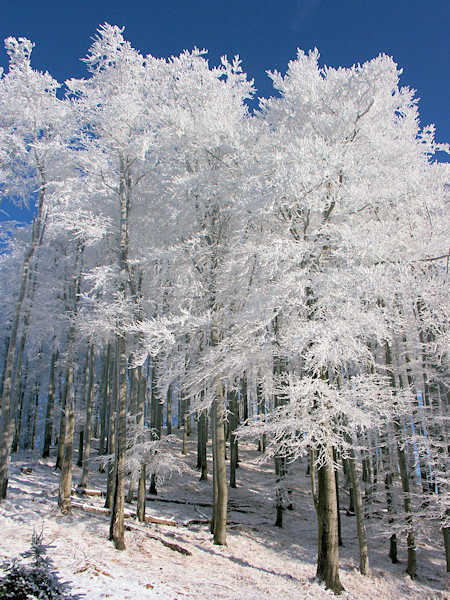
[234,49,448,591]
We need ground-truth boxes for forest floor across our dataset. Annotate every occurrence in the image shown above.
[0,428,448,600]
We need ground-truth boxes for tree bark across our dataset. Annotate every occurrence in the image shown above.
[58,245,84,514]
[109,334,127,550]
[198,407,208,481]
[43,350,58,458]
[229,390,239,488]
[80,343,95,488]
[109,153,132,551]
[58,356,75,514]
[98,344,111,456]
[385,341,417,578]
[136,367,147,522]
[316,445,344,594]
[212,381,227,545]
[345,447,370,575]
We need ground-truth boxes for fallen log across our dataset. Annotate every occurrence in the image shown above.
[75,487,105,497]
[124,522,192,556]
[145,496,260,512]
[70,501,178,526]
[146,496,213,508]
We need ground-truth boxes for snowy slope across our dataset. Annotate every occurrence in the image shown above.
[0,432,448,600]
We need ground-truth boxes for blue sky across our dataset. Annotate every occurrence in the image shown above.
[0,0,449,221]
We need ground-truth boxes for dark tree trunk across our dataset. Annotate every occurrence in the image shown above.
[316,445,344,594]
[43,350,58,458]
[198,408,208,481]
[229,390,239,488]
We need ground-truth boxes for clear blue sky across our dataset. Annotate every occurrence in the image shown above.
[0,0,449,221]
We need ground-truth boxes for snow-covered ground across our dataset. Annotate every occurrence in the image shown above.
[0,431,448,600]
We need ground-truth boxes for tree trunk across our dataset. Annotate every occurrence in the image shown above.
[80,343,95,488]
[58,357,75,514]
[345,448,370,575]
[241,375,248,423]
[109,333,127,550]
[333,448,343,547]
[98,344,111,456]
[137,464,146,522]
[58,246,84,514]
[443,524,450,572]
[166,384,172,435]
[43,350,58,458]
[385,341,417,578]
[274,455,286,528]
[316,444,344,594]
[149,360,162,495]
[105,351,117,510]
[109,154,132,551]
[256,379,266,452]
[198,408,208,481]
[182,413,188,455]
[55,381,67,471]
[229,390,239,488]
[212,382,227,545]
[136,367,146,522]
[11,363,27,454]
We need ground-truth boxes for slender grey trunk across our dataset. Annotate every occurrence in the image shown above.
[43,350,58,458]
[57,354,75,514]
[105,349,117,510]
[136,367,146,521]
[109,333,127,550]
[99,344,111,456]
[385,341,417,578]
[345,446,370,575]
[58,245,84,514]
[12,360,28,453]
[212,378,227,545]
[80,343,95,488]
[110,154,132,551]
[126,365,139,503]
